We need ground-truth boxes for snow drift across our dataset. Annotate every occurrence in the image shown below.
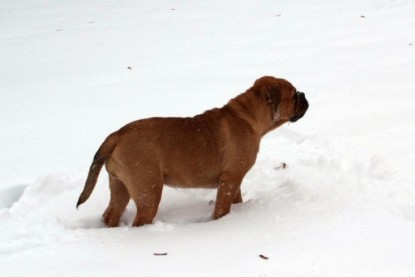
[1,0,415,276]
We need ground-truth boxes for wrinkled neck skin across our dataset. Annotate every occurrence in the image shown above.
[225,90,289,138]
[263,117,289,136]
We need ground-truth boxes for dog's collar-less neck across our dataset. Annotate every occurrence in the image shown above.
[272,111,281,122]
[267,98,280,124]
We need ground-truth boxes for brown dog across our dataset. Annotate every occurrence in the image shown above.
[77,76,308,227]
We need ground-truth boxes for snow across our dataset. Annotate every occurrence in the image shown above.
[1,0,415,276]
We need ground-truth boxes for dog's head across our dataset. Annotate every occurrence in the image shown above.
[253,76,309,124]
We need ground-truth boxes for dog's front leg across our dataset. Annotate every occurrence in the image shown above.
[213,172,243,219]
[232,188,243,204]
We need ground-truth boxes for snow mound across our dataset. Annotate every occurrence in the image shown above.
[1,132,414,276]
[2,0,415,275]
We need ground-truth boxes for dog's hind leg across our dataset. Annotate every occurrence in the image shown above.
[125,170,163,227]
[103,175,130,227]
[131,185,163,227]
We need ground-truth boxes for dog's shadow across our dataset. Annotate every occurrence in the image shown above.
[119,188,217,226]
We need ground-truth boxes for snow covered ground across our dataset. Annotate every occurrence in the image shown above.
[1,0,415,276]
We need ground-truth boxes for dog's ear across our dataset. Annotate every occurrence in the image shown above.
[265,85,281,109]
[253,76,281,107]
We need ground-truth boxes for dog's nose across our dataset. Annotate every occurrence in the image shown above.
[297,92,308,110]
[297,92,306,101]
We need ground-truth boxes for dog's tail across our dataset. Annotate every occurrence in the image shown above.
[76,132,119,208]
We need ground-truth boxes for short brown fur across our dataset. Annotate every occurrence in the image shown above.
[77,76,308,227]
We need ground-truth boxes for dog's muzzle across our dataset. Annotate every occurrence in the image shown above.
[290,91,309,122]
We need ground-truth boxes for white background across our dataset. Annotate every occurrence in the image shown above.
[1,0,415,276]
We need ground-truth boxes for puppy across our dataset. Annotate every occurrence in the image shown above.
[77,76,309,227]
